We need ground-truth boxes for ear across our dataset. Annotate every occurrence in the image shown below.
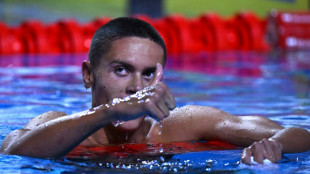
[82,60,93,89]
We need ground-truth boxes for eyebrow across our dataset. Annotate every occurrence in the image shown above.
[109,60,133,69]
[109,60,157,72]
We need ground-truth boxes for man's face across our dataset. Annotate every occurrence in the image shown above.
[91,37,165,130]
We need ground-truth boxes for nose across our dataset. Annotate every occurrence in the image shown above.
[126,74,144,95]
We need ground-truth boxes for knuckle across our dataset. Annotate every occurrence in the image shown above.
[145,100,154,107]
[156,86,164,94]
[153,94,160,100]
[164,111,170,117]
[252,142,260,148]
[261,138,268,143]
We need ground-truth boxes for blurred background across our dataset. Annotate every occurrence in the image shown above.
[0,0,310,54]
[0,0,308,25]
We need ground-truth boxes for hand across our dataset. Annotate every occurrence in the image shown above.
[145,63,176,120]
[104,63,176,122]
[241,138,282,165]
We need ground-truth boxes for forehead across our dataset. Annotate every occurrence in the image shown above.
[102,37,165,67]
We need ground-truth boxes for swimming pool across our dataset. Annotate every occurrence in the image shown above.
[0,51,309,173]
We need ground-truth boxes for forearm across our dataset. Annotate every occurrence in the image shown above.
[270,127,310,153]
[3,108,108,158]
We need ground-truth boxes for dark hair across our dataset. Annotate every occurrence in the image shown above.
[88,17,167,69]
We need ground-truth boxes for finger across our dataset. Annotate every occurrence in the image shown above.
[151,88,170,118]
[156,82,176,110]
[262,139,276,163]
[165,97,176,110]
[150,63,163,86]
[241,147,253,165]
[270,139,282,161]
[164,86,176,110]
[145,100,165,121]
[157,99,170,118]
[253,142,264,164]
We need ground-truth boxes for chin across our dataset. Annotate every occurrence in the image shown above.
[117,117,145,131]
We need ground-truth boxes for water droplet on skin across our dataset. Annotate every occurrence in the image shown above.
[159,143,163,153]
[112,120,125,127]
[158,122,163,135]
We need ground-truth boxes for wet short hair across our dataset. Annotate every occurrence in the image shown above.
[88,17,167,69]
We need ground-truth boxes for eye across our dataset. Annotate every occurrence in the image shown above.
[114,66,128,76]
[143,70,155,81]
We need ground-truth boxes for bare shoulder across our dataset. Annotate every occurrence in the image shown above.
[169,105,234,120]
[0,111,67,153]
[148,105,237,143]
[1,111,67,152]
[25,111,67,129]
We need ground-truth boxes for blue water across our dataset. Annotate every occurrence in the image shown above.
[0,52,310,173]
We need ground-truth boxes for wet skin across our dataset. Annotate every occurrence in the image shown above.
[81,37,175,144]
[1,37,310,165]
[86,37,167,130]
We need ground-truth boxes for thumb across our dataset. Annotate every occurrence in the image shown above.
[150,63,163,86]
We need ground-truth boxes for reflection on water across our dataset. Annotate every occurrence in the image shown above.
[0,51,310,173]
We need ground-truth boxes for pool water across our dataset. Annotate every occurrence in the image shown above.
[0,52,310,173]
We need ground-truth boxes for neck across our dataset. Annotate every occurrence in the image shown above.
[103,118,153,145]
[104,124,136,144]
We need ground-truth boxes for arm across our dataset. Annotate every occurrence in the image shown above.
[158,105,310,164]
[241,127,310,164]
[1,64,176,159]
[0,109,111,158]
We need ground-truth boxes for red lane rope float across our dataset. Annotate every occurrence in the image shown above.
[20,20,49,53]
[224,17,242,50]
[159,15,182,54]
[2,12,301,55]
[67,141,238,159]
[45,22,62,53]
[18,22,35,53]
[267,10,310,50]
[81,22,95,52]
[57,19,84,53]
[198,13,227,51]
[152,19,173,54]
[0,22,9,54]
[81,17,111,52]
[235,12,270,52]
[162,15,195,54]
[189,18,206,52]
[0,22,24,54]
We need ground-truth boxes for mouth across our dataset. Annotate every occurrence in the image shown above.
[111,117,146,131]
[112,120,125,127]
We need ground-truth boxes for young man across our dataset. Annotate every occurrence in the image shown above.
[1,17,309,165]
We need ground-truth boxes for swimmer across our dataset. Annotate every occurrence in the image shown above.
[1,17,309,165]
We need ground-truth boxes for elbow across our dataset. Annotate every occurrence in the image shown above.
[3,146,61,159]
[1,143,27,156]
[1,142,61,159]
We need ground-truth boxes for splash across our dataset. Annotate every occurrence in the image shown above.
[109,85,156,127]
[158,121,163,153]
